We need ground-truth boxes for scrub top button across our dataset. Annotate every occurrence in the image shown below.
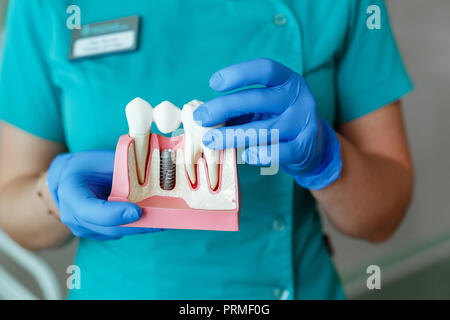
[274,288,289,300]
[272,217,286,231]
[273,13,287,26]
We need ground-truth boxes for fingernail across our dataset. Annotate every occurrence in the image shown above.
[193,107,209,124]
[209,71,223,90]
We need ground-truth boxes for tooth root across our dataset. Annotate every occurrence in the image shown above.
[183,131,197,185]
[202,122,223,190]
[203,147,220,190]
[133,133,150,184]
[181,100,203,186]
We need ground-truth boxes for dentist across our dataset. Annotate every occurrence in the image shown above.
[0,0,413,299]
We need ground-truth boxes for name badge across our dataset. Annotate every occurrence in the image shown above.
[69,15,140,60]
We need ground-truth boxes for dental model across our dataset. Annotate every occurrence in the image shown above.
[109,97,240,231]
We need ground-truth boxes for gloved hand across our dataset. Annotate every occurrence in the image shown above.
[47,151,163,240]
[193,58,342,190]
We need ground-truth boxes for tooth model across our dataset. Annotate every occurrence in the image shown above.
[109,97,240,232]
[182,100,223,190]
[153,101,181,134]
[125,98,153,184]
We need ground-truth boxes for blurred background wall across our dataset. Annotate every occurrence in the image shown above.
[324,0,450,299]
[0,0,449,299]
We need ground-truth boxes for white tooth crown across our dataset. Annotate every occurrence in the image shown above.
[126,98,153,136]
[125,97,224,191]
[153,101,181,134]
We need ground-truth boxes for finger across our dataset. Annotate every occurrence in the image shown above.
[201,107,306,150]
[48,151,116,206]
[64,213,161,240]
[76,219,162,238]
[242,141,301,166]
[209,58,294,92]
[241,142,299,167]
[201,118,282,150]
[47,153,73,206]
[59,174,143,226]
[225,113,255,126]
[241,131,315,168]
[241,145,278,167]
[193,86,291,126]
[59,213,107,239]
[71,228,115,240]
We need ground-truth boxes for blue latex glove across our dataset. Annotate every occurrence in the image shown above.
[47,151,163,240]
[193,58,342,190]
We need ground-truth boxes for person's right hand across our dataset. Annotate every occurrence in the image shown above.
[47,151,163,241]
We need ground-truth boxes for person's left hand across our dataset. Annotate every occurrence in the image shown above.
[193,58,342,190]
[47,151,163,240]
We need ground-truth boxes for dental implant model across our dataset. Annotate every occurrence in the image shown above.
[108,97,240,231]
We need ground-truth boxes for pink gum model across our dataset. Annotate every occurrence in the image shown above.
[108,133,240,231]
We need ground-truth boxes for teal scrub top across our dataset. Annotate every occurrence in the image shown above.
[0,0,412,299]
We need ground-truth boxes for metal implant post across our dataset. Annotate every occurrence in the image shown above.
[160,149,176,190]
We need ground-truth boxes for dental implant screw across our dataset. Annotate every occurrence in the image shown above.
[160,149,176,190]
